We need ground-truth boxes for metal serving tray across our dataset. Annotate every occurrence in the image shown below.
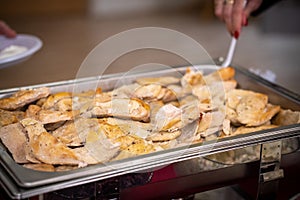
[0,65,299,199]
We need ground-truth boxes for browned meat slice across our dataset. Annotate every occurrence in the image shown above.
[181,68,205,94]
[72,147,98,164]
[0,109,24,127]
[25,105,41,120]
[133,84,163,100]
[204,66,235,83]
[233,124,278,135]
[226,89,280,126]
[52,118,100,147]
[20,118,84,165]
[237,103,280,127]
[136,76,180,86]
[38,109,77,124]
[95,121,155,156]
[147,130,181,142]
[84,130,120,163]
[0,123,28,163]
[92,98,150,122]
[41,92,71,110]
[29,131,83,165]
[23,163,55,172]
[0,87,50,110]
[272,109,300,126]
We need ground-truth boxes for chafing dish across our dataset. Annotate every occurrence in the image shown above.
[0,65,299,199]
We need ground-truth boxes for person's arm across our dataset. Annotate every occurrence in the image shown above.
[0,21,16,38]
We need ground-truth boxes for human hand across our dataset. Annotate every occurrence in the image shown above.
[0,20,16,38]
[214,0,263,39]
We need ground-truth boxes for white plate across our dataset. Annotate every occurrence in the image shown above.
[0,34,42,69]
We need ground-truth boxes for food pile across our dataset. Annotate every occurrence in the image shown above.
[0,67,299,172]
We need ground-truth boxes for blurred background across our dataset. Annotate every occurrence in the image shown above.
[0,0,299,94]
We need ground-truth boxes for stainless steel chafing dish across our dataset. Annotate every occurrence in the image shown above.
[0,65,299,199]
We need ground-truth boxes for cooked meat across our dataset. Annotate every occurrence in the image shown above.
[0,123,28,163]
[97,121,155,155]
[72,147,98,164]
[272,109,300,126]
[20,118,84,165]
[25,105,41,120]
[226,89,268,109]
[29,131,83,165]
[181,68,205,94]
[233,124,278,135]
[0,87,50,110]
[136,76,180,86]
[41,92,72,110]
[38,109,77,124]
[55,98,72,112]
[204,66,235,83]
[110,83,140,99]
[133,84,163,100]
[99,121,127,139]
[147,130,181,142]
[153,104,182,132]
[237,103,280,127]
[84,130,120,163]
[20,118,47,138]
[91,98,150,122]
[0,109,24,127]
[52,118,100,147]
[51,120,83,147]
[23,163,55,172]
[101,117,154,139]
[125,140,156,155]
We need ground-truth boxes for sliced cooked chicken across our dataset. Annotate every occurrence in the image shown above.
[29,131,83,165]
[134,84,162,100]
[91,98,150,122]
[101,117,154,139]
[0,123,28,163]
[204,67,235,83]
[136,76,180,86]
[233,124,278,135]
[147,130,181,142]
[226,89,268,109]
[42,92,72,110]
[25,105,41,120]
[21,118,84,165]
[0,87,50,110]
[237,102,280,127]
[72,147,99,164]
[38,109,77,124]
[97,120,155,155]
[0,109,24,127]
[272,109,300,126]
[52,117,100,147]
[84,129,120,163]
[23,163,55,172]
[181,68,205,94]
[153,104,182,132]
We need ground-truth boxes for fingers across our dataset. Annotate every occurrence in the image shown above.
[214,0,224,20]
[232,0,245,37]
[214,0,263,39]
[0,21,16,38]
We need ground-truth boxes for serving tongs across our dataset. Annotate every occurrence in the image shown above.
[221,0,247,68]
[221,37,237,67]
